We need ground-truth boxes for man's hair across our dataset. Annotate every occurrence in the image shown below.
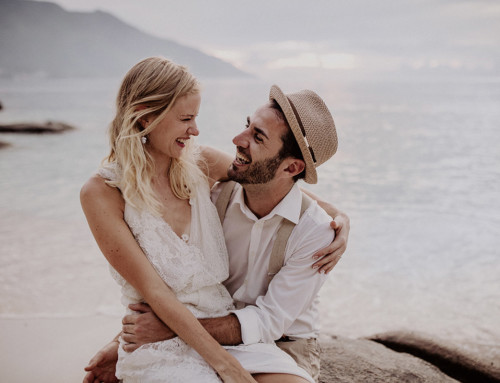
[269,99,306,181]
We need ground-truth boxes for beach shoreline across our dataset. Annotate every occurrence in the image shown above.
[0,316,120,383]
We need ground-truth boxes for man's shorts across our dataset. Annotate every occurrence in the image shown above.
[276,337,320,382]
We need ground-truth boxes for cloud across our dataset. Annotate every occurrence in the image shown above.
[267,53,357,70]
[205,40,358,70]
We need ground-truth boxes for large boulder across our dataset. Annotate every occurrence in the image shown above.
[369,331,500,383]
[319,335,459,383]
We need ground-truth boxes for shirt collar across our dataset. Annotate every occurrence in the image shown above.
[232,182,302,224]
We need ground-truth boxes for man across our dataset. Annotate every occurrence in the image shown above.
[84,85,349,382]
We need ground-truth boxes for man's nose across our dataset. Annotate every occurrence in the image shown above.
[232,129,248,147]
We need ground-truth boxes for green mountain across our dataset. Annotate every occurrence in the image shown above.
[0,0,250,78]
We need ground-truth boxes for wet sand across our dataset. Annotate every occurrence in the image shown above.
[0,316,120,383]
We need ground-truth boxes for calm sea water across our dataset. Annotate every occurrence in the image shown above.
[1,76,499,356]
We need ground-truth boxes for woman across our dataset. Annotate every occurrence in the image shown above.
[81,56,314,382]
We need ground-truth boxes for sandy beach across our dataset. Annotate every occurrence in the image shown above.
[0,316,120,383]
[3,315,499,383]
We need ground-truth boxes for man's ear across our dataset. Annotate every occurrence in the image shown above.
[283,158,305,178]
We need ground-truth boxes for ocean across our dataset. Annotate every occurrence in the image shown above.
[1,75,499,358]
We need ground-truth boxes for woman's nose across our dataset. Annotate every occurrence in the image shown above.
[188,121,199,136]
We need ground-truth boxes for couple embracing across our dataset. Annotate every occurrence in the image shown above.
[81,56,349,383]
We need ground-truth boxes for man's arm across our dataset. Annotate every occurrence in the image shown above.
[121,303,243,352]
[301,187,350,273]
[199,315,242,345]
[233,213,334,344]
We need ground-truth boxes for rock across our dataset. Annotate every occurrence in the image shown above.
[369,331,500,383]
[319,335,460,383]
[0,121,75,134]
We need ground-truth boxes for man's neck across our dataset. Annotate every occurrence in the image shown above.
[242,179,295,219]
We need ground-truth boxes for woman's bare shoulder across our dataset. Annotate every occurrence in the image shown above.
[80,175,123,209]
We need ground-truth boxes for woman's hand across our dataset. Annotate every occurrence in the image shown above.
[217,364,257,383]
[83,339,119,383]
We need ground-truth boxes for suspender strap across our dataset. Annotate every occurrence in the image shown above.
[215,181,312,286]
[215,181,237,224]
[267,193,312,284]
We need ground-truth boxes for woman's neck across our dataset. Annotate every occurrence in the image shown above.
[150,152,172,180]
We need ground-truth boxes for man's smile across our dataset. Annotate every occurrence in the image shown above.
[234,149,251,165]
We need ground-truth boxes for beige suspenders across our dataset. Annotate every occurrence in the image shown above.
[266,194,311,283]
[215,181,237,223]
[215,181,312,285]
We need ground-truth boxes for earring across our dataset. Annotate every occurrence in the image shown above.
[141,136,147,144]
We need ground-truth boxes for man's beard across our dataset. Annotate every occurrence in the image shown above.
[228,153,283,185]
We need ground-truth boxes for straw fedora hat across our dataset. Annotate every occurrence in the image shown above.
[269,85,338,184]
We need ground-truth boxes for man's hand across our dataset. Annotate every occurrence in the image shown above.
[83,340,119,383]
[121,302,177,352]
[312,212,350,274]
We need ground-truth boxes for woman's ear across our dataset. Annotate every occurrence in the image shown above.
[136,105,150,129]
[139,117,150,129]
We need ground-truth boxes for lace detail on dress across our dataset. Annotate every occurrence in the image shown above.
[117,337,223,383]
[97,162,233,316]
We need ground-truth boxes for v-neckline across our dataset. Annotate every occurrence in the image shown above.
[158,198,193,245]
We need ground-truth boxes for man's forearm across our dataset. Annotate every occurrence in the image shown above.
[199,313,242,346]
[124,307,243,347]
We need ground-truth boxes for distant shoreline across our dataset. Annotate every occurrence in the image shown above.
[0,121,75,134]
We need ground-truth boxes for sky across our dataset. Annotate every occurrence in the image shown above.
[31,0,500,79]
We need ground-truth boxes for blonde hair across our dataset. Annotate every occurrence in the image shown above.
[104,56,204,215]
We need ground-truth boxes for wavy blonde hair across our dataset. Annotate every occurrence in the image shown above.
[104,56,204,215]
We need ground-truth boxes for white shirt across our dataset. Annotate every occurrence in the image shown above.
[211,182,334,344]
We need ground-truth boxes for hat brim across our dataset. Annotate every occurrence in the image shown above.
[269,85,317,184]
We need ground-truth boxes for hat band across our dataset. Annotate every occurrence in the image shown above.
[287,97,317,164]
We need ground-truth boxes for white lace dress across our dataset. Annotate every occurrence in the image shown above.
[98,164,313,383]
